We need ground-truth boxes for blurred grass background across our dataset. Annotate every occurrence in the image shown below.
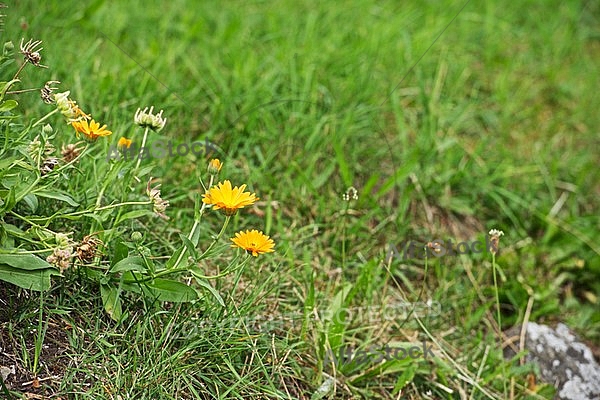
[1,0,599,398]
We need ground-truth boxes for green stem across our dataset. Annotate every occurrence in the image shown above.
[133,127,150,181]
[32,108,59,128]
[170,175,214,269]
[492,253,507,396]
[11,62,27,82]
[198,215,231,260]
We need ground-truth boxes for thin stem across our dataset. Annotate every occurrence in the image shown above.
[198,215,231,260]
[6,87,40,95]
[12,61,27,81]
[171,176,214,269]
[133,127,150,182]
[341,202,349,270]
[492,252,507,396]
[229,255,251,296]
[32,108,59,128]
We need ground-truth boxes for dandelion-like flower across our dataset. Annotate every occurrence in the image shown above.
[54,91,91,123]
[71,119,113,142]
[230,229,275,257]
[207,158,222,175]
[147,178,170,220]
[488,229,504,255]
[118,137,133,150]
[202,180,259,216]
[40,80,60,104]
[19,38,47,68]
[134,106,166,132]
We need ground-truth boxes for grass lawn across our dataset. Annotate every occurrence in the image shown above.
[1,0,599,398]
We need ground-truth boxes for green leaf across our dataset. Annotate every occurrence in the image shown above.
[33,190,79,207]
[392,363,417,394]
[22,194,38,213]
[0,253,54,270]
[165,245,186,269]
[114,209,154,226]
[192,274,225,306]
[326,284,353,350]
[111,240,130,267]
[0,99,18,112]
[101,284,123,321]
[0,187,15,215]
[180,234,199,261]
[139,278,199,302]
[110,256,146,273]
[0,265,59,291]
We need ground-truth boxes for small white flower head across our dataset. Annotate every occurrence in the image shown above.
[488,228,504,255]
[488,229,504,237]
[134,106,166,132]
[342,186,358,201]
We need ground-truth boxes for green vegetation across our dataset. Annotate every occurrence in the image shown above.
[1,0,598,398]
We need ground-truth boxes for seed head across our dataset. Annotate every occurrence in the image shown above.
[134,106,167,132]
[41,80,60,104]
[146,177,170,220]
[19,38,47,68]
[61,143,85,163]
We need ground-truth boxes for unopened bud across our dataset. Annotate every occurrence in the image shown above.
[131,231,143,242]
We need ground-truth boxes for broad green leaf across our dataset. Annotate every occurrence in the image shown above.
[22,194,38,212]
[33,190,79,207]
[0,99,18,112]
[0,265,59,291]
[111,240,130,267]
[101,284,123,321]
[0,253,54,270]
[110,256,146,273]
[192,273,225,306]
[139,278,199,302]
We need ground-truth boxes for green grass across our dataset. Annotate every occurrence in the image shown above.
[1,0,599,398]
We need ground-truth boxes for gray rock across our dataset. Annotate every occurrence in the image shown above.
[517,322,600,400]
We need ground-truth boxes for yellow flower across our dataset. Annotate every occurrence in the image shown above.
[71,119,112,142]
[202,180,258,215]
[207,158,222,175]
[230,229,275,257]
[118,137,132,149]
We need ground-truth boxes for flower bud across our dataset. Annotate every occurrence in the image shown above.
[207,158,222,175]
[42,124,53,135]
[3,41,14,56]
[131,231,143,242]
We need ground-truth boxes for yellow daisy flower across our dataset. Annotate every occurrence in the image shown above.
[118,137,133,149]
[231,229,275,257]
[71,119,113,142]
[202,180,258,215]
